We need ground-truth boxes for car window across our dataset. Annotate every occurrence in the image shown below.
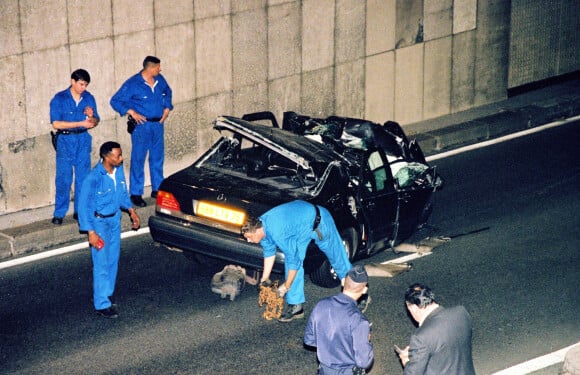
[196,131,318,189]
[363,150,393,194]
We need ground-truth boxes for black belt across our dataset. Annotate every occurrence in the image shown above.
[58,128,87,135]
[94,211,116,218]
[147,117,162,122]
[313,205,322,240]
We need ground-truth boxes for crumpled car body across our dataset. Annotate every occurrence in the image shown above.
[149,111,443,287]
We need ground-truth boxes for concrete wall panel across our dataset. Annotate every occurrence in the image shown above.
[365,52,394,123]
[268,2,301,80]
[394,44,424,124]
[268,75,302,123]
[156,23,196,104]
[424,37,451,119]
[233,82,268,117]
[195,16,232,98]
[233,8,268,88]
[23,47,70,136]
[112,0,154,35]
[558,0,580,75]
[474,0,510,106]
[454,0,477,34]
[20,0,68,52]
[68,0,113,44]
[423,0,452,41]
[335,0,365,64]
[268,0,295,5]
[366,0,396,55]
[194,0,232,20]
[3,135,53,212]
[302,0,335,72]
[0,56,26,143]
[164,102,198,163]
[335,59,365,118]
[154,0,194,27]
[395,0,423,49]
[70,38,116,121]
[112,31,155,89]
[196,93,232,154]
[0,0,22,58]
[302,67,335,117]
[233,0,267,13]
[451,30,476,113]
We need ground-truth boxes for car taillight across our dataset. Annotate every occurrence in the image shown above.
[156,190,181,211]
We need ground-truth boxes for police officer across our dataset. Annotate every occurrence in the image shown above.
[50,69,100,224]
[110,56,173,207]
[78,141,140,318]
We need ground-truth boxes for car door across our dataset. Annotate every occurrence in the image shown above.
[356,149,399,253]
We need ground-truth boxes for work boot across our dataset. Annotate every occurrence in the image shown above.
[95,306,118,319]
[131,195,147,207]
[278,303,304,323]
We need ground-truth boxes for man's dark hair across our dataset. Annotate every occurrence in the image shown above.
[405,283,436,308]
[143,55,161,68]
[71,69,91,83]
[241,217,262,235]
[100,141,121,159]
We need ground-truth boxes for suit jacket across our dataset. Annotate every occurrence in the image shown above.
[404,306,476,375]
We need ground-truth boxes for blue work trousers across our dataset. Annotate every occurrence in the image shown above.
[91,213,121,310]
[53,132,91,218]
[285,209,352,305]
[130,121,164,195]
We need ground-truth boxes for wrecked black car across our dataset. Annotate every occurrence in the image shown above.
[149,111,443,287]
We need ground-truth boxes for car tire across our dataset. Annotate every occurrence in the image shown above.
[309,227,358,288]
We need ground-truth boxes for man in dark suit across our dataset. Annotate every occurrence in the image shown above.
[398,283,476,375]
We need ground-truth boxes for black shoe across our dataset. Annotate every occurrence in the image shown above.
[73,213,78,221]
[51,217,63,225]
[150,190,158,199]
[130,195,147,207]
[95,306,118,319]
[108,296,118,308]
[278,304,304,322]
[358,294,372,314]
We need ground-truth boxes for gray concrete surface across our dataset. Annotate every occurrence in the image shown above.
[0,75,579,262]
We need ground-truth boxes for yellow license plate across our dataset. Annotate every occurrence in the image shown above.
[196,201,246,226]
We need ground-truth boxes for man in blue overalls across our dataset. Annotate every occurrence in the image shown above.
[242,200,353,322]
[110,56,173,208]
[78,141,141,318]
[50,69,100,225]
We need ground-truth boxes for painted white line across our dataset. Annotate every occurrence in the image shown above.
[381,251,432,265]
[0,227,150,270]
[426,115,580,162]
[491,342,579,375]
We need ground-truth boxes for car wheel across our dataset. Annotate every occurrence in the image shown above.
[310,228,357,288]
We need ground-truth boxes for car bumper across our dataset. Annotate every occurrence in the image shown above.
[148,215,285,273]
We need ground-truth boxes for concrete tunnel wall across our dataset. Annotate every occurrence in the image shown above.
[0,0,569,216]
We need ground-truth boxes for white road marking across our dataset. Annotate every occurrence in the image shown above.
[491,342,579,375]
[425,115,580,162]
[0,227,150,270]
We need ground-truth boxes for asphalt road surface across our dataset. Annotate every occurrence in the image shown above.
[1,122,578,375]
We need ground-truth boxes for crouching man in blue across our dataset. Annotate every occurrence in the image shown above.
[241,200,352,322]
[78,142,141,318]
[304,265,374,375]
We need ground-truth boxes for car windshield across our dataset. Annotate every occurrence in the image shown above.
[195,130,321,191]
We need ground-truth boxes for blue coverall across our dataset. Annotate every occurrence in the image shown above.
[110,73,173,195]
[50,88,100,218]
[78,161,133,310]
[259,200,352,305]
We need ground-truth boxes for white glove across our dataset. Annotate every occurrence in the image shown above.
[277,283,288,298]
